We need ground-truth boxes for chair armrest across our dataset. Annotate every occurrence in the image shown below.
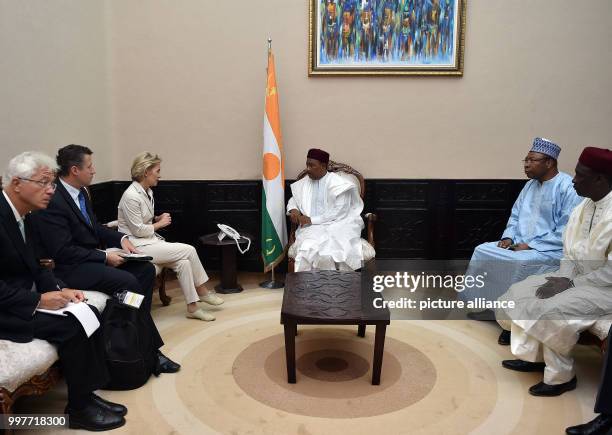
[364,213,377,249]
[288,221,297,247]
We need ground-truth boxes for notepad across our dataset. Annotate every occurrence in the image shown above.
[119,253,153,261]
[37,302,100,337]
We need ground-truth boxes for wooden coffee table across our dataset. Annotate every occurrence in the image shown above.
[280,270,391,385]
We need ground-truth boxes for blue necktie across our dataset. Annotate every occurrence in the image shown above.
[78,191,92,225]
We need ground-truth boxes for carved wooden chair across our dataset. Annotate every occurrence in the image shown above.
[287,161,377,272]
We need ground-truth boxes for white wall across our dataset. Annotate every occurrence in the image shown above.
[2,1,612,181]
[0,0,113,180]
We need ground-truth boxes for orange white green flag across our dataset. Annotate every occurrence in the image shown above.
[261,48,287,272]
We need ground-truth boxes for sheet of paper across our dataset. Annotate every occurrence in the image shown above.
[36,302,100,337]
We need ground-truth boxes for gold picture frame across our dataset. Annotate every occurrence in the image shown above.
[309,0,466,76]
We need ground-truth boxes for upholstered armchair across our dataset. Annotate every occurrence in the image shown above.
[287,161,377,272]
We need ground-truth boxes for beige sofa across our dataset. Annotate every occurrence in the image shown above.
[0,291,109,415]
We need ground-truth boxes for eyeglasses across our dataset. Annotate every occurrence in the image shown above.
[18,177,57,190]
[522,158,548,164]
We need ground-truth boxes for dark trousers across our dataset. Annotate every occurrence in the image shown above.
[59,261,156,312]
[32,309,108,408]
[595,325,612,414]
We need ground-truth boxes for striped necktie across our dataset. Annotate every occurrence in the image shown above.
[17,219,25,242]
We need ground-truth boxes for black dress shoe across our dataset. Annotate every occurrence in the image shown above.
[498,329,511,345]
[529,376,577,397]
[66,402,126,431]
[566,414,612,435]
[158,351,181,373]
[467,309,496,322]
[91,393,127,416]
[502,359,546,372]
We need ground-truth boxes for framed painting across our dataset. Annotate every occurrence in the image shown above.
[309,0,466,76]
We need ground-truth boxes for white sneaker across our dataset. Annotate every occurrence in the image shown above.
[199,293,225,306]
[186,308,215,321]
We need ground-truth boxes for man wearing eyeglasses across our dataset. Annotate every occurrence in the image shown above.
[459,138,581,338]
[0,152,127,430]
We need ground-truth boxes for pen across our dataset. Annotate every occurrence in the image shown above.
[58,284,87,302]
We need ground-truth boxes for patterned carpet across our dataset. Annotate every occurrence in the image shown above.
[19,273,604,435]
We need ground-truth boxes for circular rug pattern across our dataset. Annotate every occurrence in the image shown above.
[232,328,437,417]
[149,302,541,435]
[298,350,368,381]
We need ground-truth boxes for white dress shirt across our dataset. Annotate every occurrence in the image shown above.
[59,178,127,258]
[59,178,83,210]
[2,190,24,230]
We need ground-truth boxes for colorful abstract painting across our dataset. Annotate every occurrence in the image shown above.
[309,0,465,75]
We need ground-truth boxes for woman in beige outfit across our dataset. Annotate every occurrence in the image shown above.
[118,152,223,321]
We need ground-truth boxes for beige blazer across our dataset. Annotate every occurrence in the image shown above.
[117,181,164,247]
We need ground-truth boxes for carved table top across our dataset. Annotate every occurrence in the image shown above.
[281,271,390,324]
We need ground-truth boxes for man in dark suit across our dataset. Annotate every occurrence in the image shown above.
[29,144,180,372]
[30,144,156,311]
[0,151,126,431]
[566,327,612,435]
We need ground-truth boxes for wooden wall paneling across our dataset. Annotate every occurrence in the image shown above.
[87,179,523,271]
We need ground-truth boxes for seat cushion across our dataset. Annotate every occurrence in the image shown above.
[0,291,110,393]
[83,290,110,312]
[289,239,375,262]
[589,319,612,341]
[0,339,58,393]
[362,240,376,261]
[153,264,163,276]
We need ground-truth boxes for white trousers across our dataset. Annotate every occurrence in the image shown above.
[137,241,209,305]
[295,256,352,272]
[510,322,575,385]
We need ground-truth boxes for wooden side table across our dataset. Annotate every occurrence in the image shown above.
[199,232,251,294]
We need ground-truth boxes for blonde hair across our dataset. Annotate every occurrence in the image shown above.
[131,152,162,181]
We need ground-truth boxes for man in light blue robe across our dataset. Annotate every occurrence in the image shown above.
[459,138,582,330]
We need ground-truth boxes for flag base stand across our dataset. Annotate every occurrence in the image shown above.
[259,266,284,289]
[259,279,284,289]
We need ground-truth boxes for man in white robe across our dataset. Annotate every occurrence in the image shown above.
[460,138,581,333]
[498,147,612,396]
[287,148,365,272]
